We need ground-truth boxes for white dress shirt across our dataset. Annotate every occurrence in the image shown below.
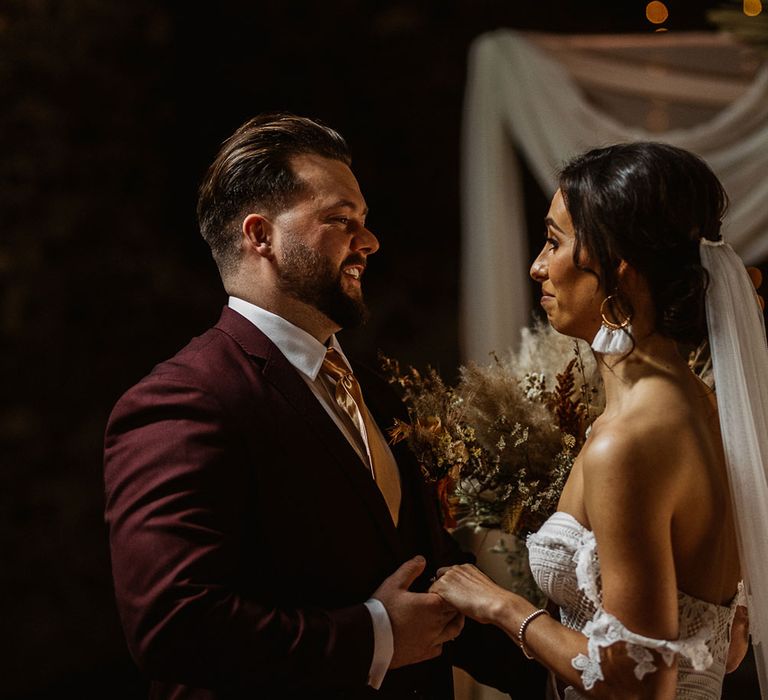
[228,296,393,688]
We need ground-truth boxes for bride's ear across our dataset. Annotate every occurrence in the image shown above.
[615,260,653,316]
[616,259,642,291]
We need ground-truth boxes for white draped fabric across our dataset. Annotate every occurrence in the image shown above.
[461,30,768,363]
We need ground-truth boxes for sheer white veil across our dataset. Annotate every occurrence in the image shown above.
[700,239,768,697]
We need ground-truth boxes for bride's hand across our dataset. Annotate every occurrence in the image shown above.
[429,563,513,625]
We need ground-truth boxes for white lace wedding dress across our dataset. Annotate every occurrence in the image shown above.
[527,511,743,699]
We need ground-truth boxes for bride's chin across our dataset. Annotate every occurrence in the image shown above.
[548,317,592,344]
[546,317,570,336]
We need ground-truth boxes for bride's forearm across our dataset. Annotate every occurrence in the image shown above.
[491,598,676,699]
[430,565,675,697]
[491,597,589,690]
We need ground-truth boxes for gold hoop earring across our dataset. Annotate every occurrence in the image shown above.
[599,295,632,330]
[592,294,633,354]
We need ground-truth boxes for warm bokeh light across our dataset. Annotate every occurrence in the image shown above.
[744,0,763,17]
[646,1,669,24]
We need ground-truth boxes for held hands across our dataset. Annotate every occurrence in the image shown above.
[429,563,511,626]
[373,555,465,669]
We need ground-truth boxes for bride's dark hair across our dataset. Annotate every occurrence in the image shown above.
[559,142,728,347]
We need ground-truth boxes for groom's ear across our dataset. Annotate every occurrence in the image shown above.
[242,213,274,260]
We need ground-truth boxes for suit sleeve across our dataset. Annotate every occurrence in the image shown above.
[104,373,373,692]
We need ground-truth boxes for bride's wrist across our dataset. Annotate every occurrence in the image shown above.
[490,592,535,629]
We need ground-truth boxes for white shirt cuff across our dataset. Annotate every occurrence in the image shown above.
[364,598,393,688]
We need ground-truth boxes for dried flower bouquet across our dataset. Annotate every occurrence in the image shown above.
[382,320,603,536]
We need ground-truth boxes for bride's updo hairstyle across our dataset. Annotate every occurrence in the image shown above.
[559,142,728,347]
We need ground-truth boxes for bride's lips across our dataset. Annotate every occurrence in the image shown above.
[540,291,554,305]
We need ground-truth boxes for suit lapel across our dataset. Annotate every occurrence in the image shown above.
[215,307,404,559]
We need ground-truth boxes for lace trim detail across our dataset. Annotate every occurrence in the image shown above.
[571,609,714,690]
[573,528,601,608]
[569,527,715,691]
[736,580,748,609]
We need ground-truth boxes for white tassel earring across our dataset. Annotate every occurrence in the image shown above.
[591,294,633,355]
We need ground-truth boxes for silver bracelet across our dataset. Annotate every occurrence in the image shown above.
[517,608,550,660]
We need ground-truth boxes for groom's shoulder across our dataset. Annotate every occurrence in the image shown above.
[112,315,269,417]
[146,325,248,386]
[153,306,275,380]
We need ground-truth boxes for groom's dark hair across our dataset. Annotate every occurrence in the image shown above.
[197,112,351,276]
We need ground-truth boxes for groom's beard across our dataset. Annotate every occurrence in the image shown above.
[276,237,370,330]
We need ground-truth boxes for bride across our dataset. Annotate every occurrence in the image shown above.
[431,143,765,699]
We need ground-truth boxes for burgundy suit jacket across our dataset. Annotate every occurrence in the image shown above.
[104,307,544,699]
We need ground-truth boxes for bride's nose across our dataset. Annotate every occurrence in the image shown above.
[530,256,547,282]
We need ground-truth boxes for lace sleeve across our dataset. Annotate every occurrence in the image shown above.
[570,531,715,691]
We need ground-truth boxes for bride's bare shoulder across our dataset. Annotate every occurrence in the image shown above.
[581,410,684,496]
[580,427,678,534]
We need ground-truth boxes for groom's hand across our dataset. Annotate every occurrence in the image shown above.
[373,555,465,669]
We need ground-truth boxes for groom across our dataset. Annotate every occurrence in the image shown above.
[104,113,545,699]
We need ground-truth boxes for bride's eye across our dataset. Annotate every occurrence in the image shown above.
[546,236,559,251]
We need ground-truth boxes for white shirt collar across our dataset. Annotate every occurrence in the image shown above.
[227,297,351,380]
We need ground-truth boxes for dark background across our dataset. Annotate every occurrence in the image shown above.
[2,1,763,697]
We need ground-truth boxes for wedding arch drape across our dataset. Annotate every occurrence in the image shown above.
[460,30,768,363]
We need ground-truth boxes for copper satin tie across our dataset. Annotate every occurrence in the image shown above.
[322,348,401,525]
